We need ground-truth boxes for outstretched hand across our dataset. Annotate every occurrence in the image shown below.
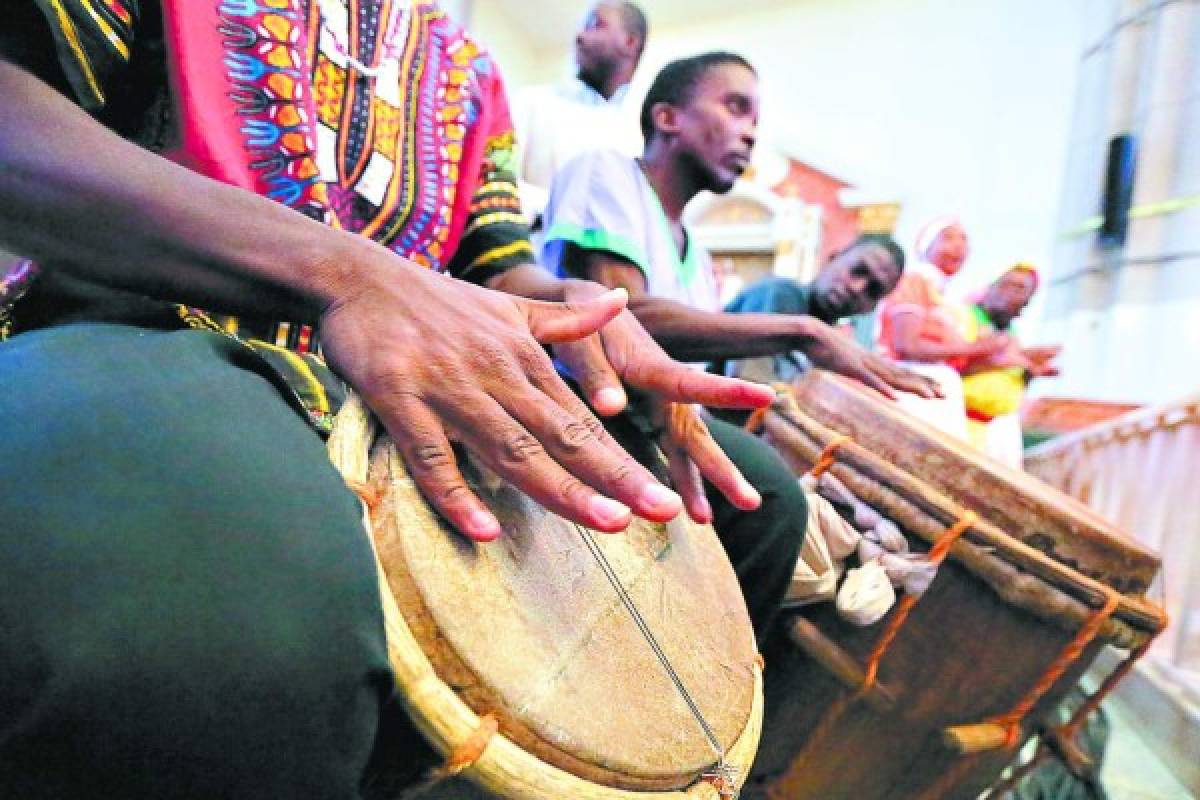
[802,319,941,400]
[320,266,687,541]
[551,280,771,520]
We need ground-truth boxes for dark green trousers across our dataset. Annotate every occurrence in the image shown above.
[0,324,391,799]
[704,417,807,643]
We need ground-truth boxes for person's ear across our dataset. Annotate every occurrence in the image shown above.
[622,32,639,59]
[652,102,681,136]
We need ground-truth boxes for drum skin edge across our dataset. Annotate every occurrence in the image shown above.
[327,393,765,800]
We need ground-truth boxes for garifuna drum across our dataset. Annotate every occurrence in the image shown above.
[327,395,764,800]
[745,372,1166,800]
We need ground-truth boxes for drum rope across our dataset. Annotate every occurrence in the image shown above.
[980,589,1120,749]
[982,637,1157,798]
[742,405,768,435]
[572,522,739,795]
[767,509,976,799]
[860,510,976,688]
[807,435,850,481]
[919,589,1122,800]
[396,715,501,798]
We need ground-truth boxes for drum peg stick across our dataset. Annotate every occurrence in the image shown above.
[787,616,896,713]
[942,723,1013,755]
[1041,725,1095,781]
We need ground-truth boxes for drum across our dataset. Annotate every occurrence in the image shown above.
[327,395,763,799]
[747,371,1165,800]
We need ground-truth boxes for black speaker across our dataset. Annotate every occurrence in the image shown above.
[1098,133,1137,248]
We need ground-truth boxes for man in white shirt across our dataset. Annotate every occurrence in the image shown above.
[540,52,937,641]
[513,2,647,219]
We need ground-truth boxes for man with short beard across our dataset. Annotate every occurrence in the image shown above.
[540,51,937,639]
[513,1,647,217]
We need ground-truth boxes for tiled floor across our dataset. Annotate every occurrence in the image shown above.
[1099,698,1194,799]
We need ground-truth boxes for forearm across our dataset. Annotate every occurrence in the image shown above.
[486,263,569,302]
[887,315,978,363]
[0,61,389,322]
[628,294,814,362]
[895,340,982,362]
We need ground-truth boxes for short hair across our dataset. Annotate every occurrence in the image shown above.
[616,2,648,60]
[639,51,756,142]
[854,233,906,274]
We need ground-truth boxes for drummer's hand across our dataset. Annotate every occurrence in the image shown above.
[552,279,775,416]
[320,264,688,541]
[801,319,941,400]
[985,340,1034,371]
[653,402,761,523]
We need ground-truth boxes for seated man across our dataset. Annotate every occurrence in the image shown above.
[714,233,906,386]
[540,51,936,645]
[958,263,1060,468]
[0,3,770,797]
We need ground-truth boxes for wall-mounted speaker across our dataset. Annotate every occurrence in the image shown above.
[1098,133,1137,249]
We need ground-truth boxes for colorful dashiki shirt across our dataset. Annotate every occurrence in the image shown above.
[19,0,533,431]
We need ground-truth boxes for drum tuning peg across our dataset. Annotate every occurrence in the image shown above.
[702,762,742,799]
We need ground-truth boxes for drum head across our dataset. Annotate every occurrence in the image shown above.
[367,440,758,791]
[786,371,1159,595]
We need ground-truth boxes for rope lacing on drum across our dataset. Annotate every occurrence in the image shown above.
[573,522,741,799]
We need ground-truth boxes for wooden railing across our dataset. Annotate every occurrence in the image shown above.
[1025,395,1200,684]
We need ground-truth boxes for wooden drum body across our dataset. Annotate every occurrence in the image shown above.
[328,396,763,800]
[749,372,1165,800]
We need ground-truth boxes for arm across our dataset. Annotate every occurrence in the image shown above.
[561,243,819,362]
[888,311,1007,363]
[487,263,767,520]
[0,54,693,540]
[564,245,940,399]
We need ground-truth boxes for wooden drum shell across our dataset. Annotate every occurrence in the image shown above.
[328,395,764,800]
[746,373,1165,800]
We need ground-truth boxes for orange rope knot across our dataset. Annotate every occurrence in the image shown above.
[985,589,1122,751]
[1057,637,1153,742]
[928,509,977,564]
[344,479,383,515]
[429,714,499,781]
[808,435,851,479]
[743,406,769,434]
[858,509,975,690]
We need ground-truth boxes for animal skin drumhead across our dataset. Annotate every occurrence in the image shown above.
[366,440,759,791]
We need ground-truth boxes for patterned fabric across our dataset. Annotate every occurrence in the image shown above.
[176,306,345,433]
[23,0,534,427]
[28,0,531,282]
[0,260,42,341]
[30,0,138,110]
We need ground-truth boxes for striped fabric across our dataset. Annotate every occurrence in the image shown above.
[32,0,137,110]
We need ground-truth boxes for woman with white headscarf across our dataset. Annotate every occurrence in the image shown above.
[877,217,1009,438]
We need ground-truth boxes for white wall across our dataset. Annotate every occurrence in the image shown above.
[1036,0,1200,406]
[469,4,567,89]
[617,0,1088,299]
